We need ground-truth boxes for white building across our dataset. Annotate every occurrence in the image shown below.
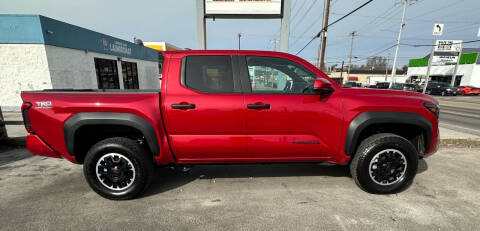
[407,48,480,87]
[0,15,160,111]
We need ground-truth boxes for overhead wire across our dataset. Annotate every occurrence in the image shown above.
[295,0,375,55]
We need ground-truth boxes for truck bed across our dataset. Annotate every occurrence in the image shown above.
[21,90,167,164]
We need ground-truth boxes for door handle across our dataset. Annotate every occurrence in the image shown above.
[171,104,195,109]
[247,104,270,110]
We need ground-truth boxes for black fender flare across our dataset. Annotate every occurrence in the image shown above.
[345,111,433,156]
[64,112,160,156]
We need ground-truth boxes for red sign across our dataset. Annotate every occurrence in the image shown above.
[349,76,358,81]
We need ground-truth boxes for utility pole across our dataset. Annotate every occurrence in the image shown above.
[238,33,242,50]
[318,0,331,71]
[271,39,279,51]
[340,60,345,80]
[389,0,409,88]
[347,30,356,83]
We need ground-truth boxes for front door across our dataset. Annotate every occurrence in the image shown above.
[240,55,343,161]
[164,54,246,162]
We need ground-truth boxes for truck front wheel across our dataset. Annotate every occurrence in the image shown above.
[350,133,418,194]
[83,137,154,200]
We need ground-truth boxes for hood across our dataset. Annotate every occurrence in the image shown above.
[340,88,438,104]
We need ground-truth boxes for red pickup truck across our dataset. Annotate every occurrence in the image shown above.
[21,50,439,200]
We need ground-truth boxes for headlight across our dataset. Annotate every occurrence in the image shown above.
[424,102,439,118]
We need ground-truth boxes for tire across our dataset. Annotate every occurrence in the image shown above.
[350,133,418,194]
[83,137,154,200]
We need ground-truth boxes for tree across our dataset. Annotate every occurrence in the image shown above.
[365,56,388,70]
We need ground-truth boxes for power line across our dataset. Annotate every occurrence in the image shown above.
[355,5,398,32]
[295,0,374,55]
[408,0,465,21]
[291,0,319,31]
[401,39,480,47]
[331,12,478,24]
[364,7,403,35]
[290,0,308,22]
[337,39,480,66]
[291,0,300,12]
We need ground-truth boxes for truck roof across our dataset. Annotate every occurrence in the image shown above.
[162,50,306,62]
[163,49,287,55]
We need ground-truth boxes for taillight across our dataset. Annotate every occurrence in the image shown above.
[424,102,439,118]
[21,102,34,133]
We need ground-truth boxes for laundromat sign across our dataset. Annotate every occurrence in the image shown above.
[101,38,132,55]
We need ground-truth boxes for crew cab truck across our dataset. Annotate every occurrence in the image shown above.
[21,50,439,200]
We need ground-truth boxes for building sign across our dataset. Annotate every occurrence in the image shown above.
[432,55,458,66]
[434,40,462,52]
[101,38,132,55]
[205,0,282,18]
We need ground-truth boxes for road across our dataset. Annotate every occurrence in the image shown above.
[0,146,480,231]
[435,96,480,137]
[0,96,479,230]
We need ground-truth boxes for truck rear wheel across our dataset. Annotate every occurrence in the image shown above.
[350,133,418,194]
[83,137,154,200]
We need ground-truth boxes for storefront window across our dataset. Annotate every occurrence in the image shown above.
[121,61,139,89]
[95,58,120,89]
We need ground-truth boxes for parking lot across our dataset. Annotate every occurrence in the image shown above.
[1,96,480,231]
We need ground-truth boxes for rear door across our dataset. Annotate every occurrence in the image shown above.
[164,54,247,162]
[238,55,343,161]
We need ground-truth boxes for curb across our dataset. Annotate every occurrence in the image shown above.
[439,138,480,148]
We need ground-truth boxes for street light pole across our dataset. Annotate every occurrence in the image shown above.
[238,33,242,50]
[389,0,408,88]
[385,53,390,81]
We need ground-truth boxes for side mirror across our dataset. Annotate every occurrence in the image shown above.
[313,78,334,96]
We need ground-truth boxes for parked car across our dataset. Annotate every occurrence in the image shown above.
[0,107,6,140]
[21,50,440,200]
[390,83,404,90]
[375,82,390,89]
[342,82,361,88]
[415,83,425,93]
[458,86,480,96]
[425,82,458,96]
[402,83,416,92]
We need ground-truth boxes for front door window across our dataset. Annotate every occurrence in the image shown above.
[246,56,316,94]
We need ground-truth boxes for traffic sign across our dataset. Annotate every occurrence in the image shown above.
[432,23,444,36]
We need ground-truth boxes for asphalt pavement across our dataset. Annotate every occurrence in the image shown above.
[0,96,479,230]
[435,96,480,137]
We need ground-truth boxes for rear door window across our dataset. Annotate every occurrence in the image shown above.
[184,56,235,93]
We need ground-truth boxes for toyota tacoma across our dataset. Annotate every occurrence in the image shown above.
[21,50,439,200]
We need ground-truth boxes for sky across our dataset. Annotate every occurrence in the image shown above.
[2,0,480,68]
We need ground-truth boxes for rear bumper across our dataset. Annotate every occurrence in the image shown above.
[26,134,62,159]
